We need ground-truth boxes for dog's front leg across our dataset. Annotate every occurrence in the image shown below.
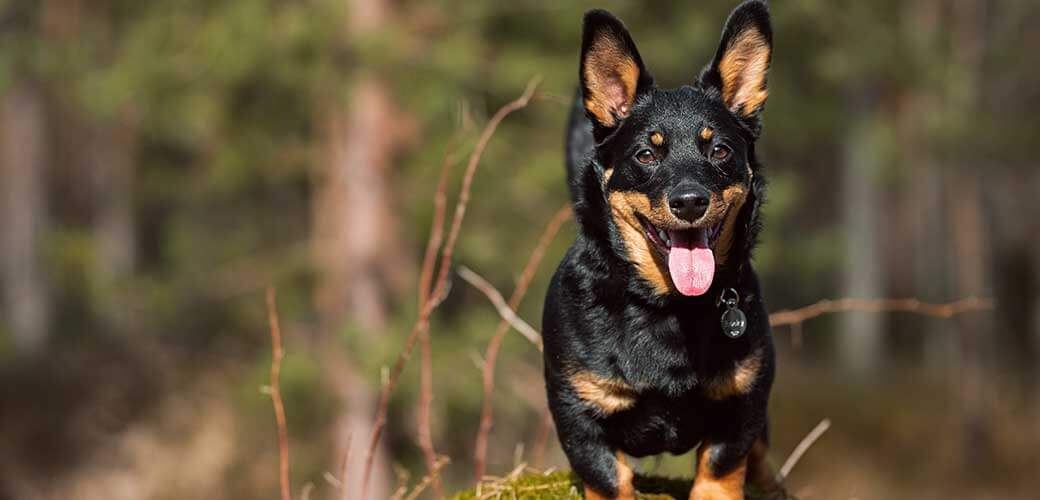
[548,387,635,499]
[573,447,636,500]
[689,439,752,500]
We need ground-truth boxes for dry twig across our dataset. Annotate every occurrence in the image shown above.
[265,287,291,500]
[769,297,992,328]
[360,77,542,500]
[778,418,831,481]
[415,129,467,500]
[469,204,570,481]
[530,406,554,469]
[404,456,451,500]
[458,267,544,348]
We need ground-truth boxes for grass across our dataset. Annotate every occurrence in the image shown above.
[452,470,793,499]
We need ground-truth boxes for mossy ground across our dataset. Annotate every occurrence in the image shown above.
[452,470,792,499]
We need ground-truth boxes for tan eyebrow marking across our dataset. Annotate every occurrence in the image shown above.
[700,127,714,140]
[650,131,664,146]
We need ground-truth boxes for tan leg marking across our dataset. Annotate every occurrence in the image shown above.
[690,443,747,500]
[584,452,636,500]
[570,370,638,416]
[703,348,763,400]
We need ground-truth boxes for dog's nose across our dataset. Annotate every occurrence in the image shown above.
[668,186,710,222]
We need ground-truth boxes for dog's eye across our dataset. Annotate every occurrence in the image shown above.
[711,144,732,161]
[635,149,656,165]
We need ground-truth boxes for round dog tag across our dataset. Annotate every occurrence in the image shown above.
[721,304,747,339]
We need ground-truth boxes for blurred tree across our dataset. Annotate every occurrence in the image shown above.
[310,0,415,496]
[0,81,51,354]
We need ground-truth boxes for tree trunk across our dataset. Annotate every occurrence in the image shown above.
[838,96,883,377]
[87,117,137,331]
[309,0,410,497]
[0,82,51,354]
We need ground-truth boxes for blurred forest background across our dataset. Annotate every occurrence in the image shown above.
[1,0,1039,499]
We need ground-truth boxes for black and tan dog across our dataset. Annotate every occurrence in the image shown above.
[542,2,782,499]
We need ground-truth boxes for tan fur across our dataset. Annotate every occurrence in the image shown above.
[608,181,749,296]
[691,443,747,500]
[608,191,676,295]
[700,127,715,141]
[570,370,639,416]
[718,29,770,118]
[703,348,763,400]
[712,184,748,265]
[584,36,641,127]
[650,131,665,146]
[584,452,636,500]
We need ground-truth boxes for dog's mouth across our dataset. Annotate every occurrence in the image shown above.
[638,214,727,297]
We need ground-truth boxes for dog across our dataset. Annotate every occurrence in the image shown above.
[541,2,781,499]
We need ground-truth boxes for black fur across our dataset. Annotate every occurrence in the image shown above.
[543,1,777,497]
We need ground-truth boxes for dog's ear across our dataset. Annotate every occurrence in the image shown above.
[580,10,653,139]
[699,0,772,132]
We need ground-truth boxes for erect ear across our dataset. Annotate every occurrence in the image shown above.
[580,9,653,138]
[699,0,772,126]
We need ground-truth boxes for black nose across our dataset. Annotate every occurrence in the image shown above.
[668,186,710,222]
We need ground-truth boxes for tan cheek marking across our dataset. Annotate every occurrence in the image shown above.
[745,438,783,493]
[714,185,748,265]
[650,131,665,146]
[718,29,770,118]
[700,127,714,141]
[608,192,675,296]
[691,443,747,500]
[703,348,763,400]
[570,370,639,416]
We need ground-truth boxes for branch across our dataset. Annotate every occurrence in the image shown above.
[404,456,451,500]
[768,297,993,328]
[265,287,291,500]
[360,77,542,500]
[415,128,467,500]
[778,418,831,481]
[458,266,543,349]
[530,406,554,470]
[471,204,570,482]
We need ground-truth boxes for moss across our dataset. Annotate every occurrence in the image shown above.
[452,471,792,499]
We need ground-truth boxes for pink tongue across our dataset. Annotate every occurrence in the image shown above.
[667,229,715,296]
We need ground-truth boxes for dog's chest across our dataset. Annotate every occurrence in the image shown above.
[611,310,718,397]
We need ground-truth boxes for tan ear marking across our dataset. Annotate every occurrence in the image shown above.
[584,36,641,127]
[718,28,770,117]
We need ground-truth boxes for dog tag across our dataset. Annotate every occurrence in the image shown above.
[719,289,747,339]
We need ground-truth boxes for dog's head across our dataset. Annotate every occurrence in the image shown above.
[578,0,771,298]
